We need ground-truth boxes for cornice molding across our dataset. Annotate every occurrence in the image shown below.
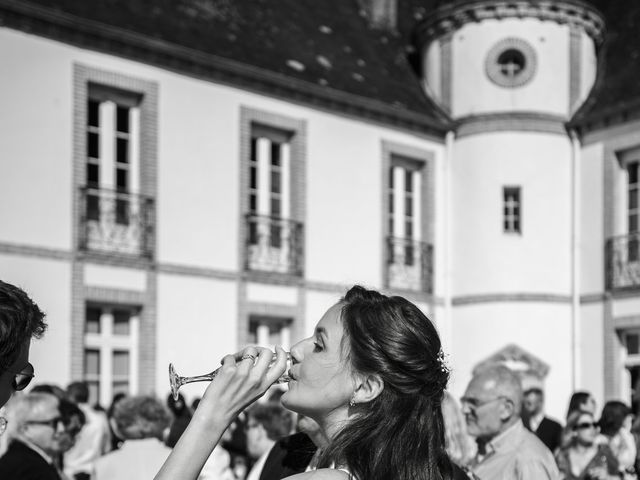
[415,0,605,47]
[452,292,572,305]
[0,0,450,137]
[455,111,568,138]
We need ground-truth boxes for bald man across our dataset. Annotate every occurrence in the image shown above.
[461,365,559,480]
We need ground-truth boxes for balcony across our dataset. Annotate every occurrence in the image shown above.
[79,187,155,259]
[386,236,433,293]
[606,233,640,290]
[245,214,303,276]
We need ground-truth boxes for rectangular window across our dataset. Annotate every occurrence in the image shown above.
[246,124,296,273]
[387,155,429,292]
[83,305,138,407]
[503,187,521,234]
[81,84,155,257]
[248,316,292,351]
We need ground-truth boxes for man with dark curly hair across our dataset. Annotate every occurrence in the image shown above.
[0,280,47,409]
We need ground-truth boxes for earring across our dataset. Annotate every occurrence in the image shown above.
[349,394,356,407]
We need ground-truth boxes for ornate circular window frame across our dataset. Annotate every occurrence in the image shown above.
[485,37,537,89]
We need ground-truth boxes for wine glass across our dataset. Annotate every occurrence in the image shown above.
[169,352,292,401]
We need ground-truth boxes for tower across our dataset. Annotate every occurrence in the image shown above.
[415,0,605,411]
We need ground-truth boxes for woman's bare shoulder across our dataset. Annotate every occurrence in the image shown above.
[285,469,350,480]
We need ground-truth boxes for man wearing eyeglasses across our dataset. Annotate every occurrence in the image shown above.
[461,365,560,480]
[0,280,47,408]
[0,392,66,479]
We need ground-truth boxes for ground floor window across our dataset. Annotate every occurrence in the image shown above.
[84,304,139,408]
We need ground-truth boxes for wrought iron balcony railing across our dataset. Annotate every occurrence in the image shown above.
[79,187,155,259]
[386,236,433,293]
[245,214,304,276]
[606,232,640,290]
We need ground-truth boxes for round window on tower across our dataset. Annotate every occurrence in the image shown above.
[486,38,537,88]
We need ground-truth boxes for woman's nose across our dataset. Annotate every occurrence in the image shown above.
[289,340,304,364]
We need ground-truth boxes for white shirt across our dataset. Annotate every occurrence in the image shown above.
[246,449,270,480]
[93,437,171,480]
[528,412,545,432]
[198,445,235,480]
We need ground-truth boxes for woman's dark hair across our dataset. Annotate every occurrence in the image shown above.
[0,280,47,371]
[598,400,631,437]
[566,391,592,419]
[319,285,452,480]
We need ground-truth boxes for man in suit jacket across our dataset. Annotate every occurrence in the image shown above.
[259,431,317,480]
[522,387,563,453]
[0,392,67,480]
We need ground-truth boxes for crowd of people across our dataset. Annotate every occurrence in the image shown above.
[1,278,640,480]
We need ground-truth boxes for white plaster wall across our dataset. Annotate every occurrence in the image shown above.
[579,302,605,409]
[613,297,640,319]
[451,19,570,118]
[84,264,147,291]
[451,132,572,295]
[0,254,72,389]
[156,274,237,401]
[450,302,572,420]
[580,142,605,294]
[0,29,73,250]
[303,290,343,340]
[1,28,444,285]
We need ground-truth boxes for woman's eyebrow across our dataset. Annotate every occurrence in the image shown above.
[315,326,328,339]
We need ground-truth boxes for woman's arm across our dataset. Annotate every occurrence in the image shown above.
[155,347,287,480]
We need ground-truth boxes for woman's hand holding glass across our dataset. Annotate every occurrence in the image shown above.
[194,346,289,425]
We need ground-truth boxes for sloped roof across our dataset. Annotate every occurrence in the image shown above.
[3,0,638,131]
[10,0,449,131]
[570,0,640,126]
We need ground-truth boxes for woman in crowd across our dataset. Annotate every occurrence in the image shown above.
[94,395,172,479]
[598,401,637,479]
[441,391,475,469]
[155,285,462,480]
[555,410,620,480]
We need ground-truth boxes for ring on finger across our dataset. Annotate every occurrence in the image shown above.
[241,353,257,362]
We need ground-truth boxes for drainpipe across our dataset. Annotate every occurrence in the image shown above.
[443,131,455,355]
[570,129,581,391]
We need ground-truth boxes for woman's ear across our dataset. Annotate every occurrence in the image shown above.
[353,373,384,405]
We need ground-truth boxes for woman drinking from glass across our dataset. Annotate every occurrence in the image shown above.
[156,285,462,480]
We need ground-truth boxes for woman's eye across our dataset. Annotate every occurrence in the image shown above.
[313,342,323,352]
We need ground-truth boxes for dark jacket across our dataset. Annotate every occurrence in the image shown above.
[259,432,317,480]
[524,415,563,453]
[0,439,61,480]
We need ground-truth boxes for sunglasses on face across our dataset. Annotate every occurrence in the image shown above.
[8,362,34,391]
[460,396,507,411]
[574,421,597,431]
[26,416,64,431]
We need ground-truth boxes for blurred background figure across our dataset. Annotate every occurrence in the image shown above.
[0,392,67,479]
[259,413,320,480]
[165,392,192,449]
[598,401,637,479]
[567,392,598,420]
[93,395,171,479]
[522,387,563,453]
[555,410,618,480]
[64,381,111,480]
[442,391,476,468]
[194,397,235,480]
[107,392,127,451]
[244,402,293,480]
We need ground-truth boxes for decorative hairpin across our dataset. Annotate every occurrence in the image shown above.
[437,349,450,374]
